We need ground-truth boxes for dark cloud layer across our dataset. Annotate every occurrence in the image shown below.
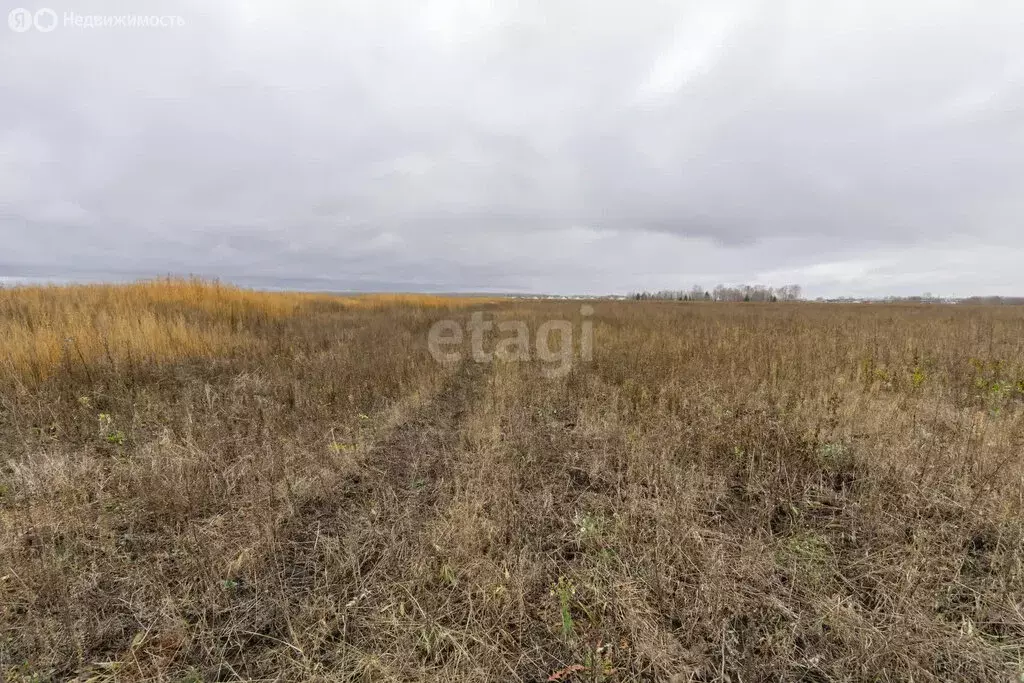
[2,1,1023,295]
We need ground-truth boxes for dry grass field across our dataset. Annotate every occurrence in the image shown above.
[2,280,1024,681]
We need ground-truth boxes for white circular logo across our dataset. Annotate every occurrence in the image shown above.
[33,8,57,32]
[8,7,33,32]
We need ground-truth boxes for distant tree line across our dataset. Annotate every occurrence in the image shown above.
[886,295,1024,305]
[630,284,802,302]
[959,296,1024,305]
[820,295,1024,305]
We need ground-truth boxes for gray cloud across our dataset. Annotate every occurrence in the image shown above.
[2,0,1023,296]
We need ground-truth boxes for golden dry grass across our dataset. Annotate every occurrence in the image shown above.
[0,279,493,387]
[2,289,1024,681]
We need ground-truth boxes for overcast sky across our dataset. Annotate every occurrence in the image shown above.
[2,1,1023,296]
